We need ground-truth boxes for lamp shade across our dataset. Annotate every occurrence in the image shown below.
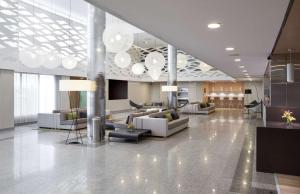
[59,80,96,91]
[161,85,178,92]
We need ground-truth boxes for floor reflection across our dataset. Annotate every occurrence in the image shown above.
[0,110,277,193]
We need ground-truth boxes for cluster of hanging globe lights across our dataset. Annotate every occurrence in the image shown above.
[19,0,77,70]
[103,23,133,69]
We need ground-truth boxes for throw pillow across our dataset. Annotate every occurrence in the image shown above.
[200,103,207,108]
[67,112,77,120]
[206,102,210,107]
[171,111,180,120]
[79,111,87,118]
[164,113,173,122]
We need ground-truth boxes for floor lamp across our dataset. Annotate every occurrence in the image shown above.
[59,80,96,144]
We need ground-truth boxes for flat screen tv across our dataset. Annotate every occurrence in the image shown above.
[109,79,128,100]
[245,89,252,94]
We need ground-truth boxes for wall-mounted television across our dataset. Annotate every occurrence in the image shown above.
[108,79,128,100]
[245,89,252,94]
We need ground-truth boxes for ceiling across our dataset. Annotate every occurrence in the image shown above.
[85,0,289,79]
[272,0,300,54]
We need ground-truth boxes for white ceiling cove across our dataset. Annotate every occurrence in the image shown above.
[85,0,290,79]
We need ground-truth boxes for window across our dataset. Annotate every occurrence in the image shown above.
[14,73,56,124]
[39,75,55,113]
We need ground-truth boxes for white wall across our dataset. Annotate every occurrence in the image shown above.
[106,81,151,111]
[149,81,204,104]
[0,69,14,130]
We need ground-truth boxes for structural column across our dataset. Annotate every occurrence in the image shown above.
[87,5,106,143]
[167,44,177,109]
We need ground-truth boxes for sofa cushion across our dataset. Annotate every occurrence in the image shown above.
[168,117,189,130]
[200,103,207,108]
[79,111,87,118]
[149,110,170,118]
[170,111,180,120]
[126,112,150,124]
[164,113,173,122]
[67,112,78,120]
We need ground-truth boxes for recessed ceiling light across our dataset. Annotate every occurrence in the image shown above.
[225,47,235,51]
[208,23,221,29]
[242,70,247,73]
[239,65,245,68]
[234,58,241,62]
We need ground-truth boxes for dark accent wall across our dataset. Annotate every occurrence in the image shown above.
[265,53,300,123]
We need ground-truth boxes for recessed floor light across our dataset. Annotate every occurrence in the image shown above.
[225,47,234,51]
[208,23,221,29]
[234,58,241,62]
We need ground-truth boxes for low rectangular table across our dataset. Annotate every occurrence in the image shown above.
[108,128,151,143]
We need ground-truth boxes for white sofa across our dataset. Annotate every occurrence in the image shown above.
[133,110,189,137]
[181,103,215,114]
[38,109,87,130]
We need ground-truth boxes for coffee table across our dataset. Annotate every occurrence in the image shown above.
[108,128,151,143]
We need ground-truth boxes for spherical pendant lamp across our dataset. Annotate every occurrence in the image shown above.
[177,53,188,68]
[131,63,145,75]
[62,55,77,69]
[103,24,134,53]
[43,51,61,69]
[148,67,162,81]
[145,52,165,70]
[114,51,131,68]
[19,47,46,68]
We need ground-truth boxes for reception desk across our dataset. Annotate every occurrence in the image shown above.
[256,122,300,176]
[209,97,244,108]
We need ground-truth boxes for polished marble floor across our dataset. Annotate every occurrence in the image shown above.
[0,110,277,194]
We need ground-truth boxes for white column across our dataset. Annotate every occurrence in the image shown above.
[87,5,106,143]
[167,45,177,109]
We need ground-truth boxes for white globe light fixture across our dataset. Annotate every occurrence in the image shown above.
[62,55,77,69]
[148,67,162,81]
[114,51,131,68]
[131,63,145,75]
[19,47,46,68]
[177,53,188,68]
[103,24,134,53]
[43,51,61,69]
[145,52,165,70]
[199,62,213,72]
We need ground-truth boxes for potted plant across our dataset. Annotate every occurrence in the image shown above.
[282,110,296,126]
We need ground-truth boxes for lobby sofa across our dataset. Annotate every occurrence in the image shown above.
[133,110,189,137]
[112,109,159,128]
[37,109,87,130]
[181,102,215,114]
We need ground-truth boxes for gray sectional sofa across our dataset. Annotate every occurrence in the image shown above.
[37,109,87,130]
[181,103,215,114]
[133,110,189,137]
